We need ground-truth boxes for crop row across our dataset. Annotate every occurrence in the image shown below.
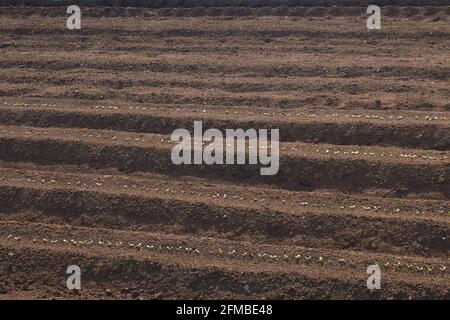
[4,234,448,275]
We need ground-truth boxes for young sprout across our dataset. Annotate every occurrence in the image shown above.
[318,256,324,265]
[427,266,433,273]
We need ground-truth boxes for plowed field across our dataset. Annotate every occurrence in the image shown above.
[0,4,449,299]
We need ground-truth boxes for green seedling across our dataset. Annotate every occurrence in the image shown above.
[318,256,325,265]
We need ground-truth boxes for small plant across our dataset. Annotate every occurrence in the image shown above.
[318,256,325,265]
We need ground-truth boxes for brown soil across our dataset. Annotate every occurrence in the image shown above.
[0,5,448,300]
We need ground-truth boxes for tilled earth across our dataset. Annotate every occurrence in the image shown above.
[0,5,449,299]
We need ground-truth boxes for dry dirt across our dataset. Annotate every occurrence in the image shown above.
[0,5,449,300]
